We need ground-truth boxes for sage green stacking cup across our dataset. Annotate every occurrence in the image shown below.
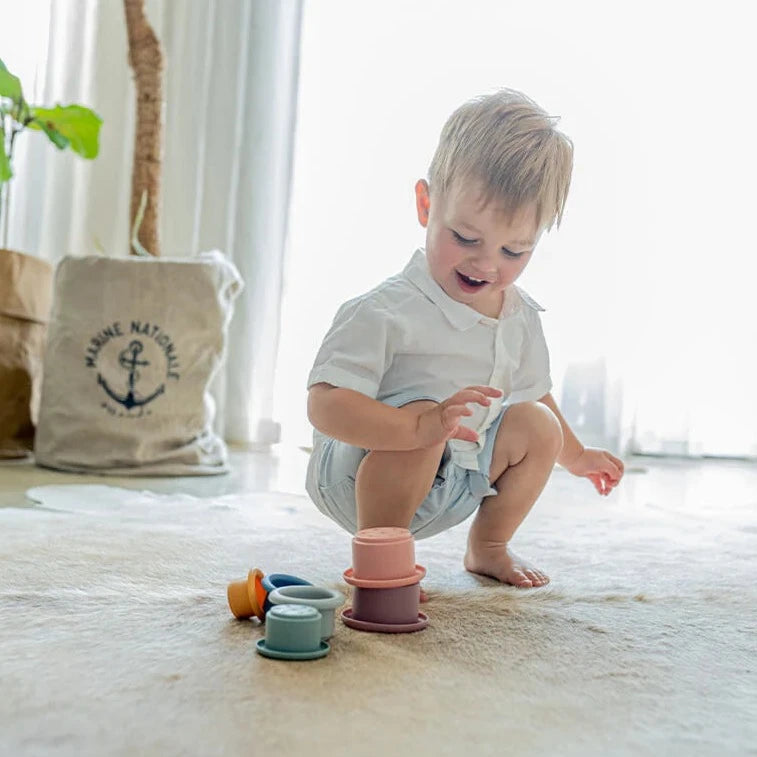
[255,604,330,660]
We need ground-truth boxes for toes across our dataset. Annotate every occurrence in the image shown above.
[511,570,533,588]
[523,569,550,587]
[533,571,550,587]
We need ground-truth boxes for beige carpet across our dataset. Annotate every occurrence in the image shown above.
[1,465,755,756]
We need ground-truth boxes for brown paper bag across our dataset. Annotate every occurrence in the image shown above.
[0,248,53,459]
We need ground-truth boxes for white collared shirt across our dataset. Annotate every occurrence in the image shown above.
[307,248,552,471]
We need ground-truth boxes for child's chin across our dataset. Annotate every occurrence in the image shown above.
[442,285,472,303]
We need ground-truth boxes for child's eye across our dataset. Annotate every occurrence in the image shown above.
[452,230,476,245]
[501,248,525,259]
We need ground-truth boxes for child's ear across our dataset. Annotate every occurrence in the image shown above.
[415,179,431,228]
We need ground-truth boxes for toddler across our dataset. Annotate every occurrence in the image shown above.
[306,88,624,589]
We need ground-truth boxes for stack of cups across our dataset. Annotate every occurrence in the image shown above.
[341,527,428,633]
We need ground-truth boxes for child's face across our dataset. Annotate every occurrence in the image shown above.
[415,180,542,318]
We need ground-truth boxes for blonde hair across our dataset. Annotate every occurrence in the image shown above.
[428,88,574,231]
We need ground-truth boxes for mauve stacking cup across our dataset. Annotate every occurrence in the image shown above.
[352,583,420,625]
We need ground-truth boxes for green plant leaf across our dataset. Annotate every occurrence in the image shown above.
[34,120,70,150]
[28,104,102,158]
[0,58,23,101]
[0,137,11,182]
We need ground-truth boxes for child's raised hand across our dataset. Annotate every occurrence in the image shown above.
[565,447,624,496]
[415,385,503,448]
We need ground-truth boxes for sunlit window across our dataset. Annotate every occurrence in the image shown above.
[274,1,757,458]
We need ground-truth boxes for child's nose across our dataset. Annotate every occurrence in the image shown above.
[469,247,498,274]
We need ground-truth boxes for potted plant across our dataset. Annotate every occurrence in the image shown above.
[0,57,102,458]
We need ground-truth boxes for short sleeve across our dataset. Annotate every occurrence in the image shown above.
[508,308,552,404]
[307,296,395,399]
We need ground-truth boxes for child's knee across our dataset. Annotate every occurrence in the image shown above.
[509,401,563,456]
[530,403,563,456]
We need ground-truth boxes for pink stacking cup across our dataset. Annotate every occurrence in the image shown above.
[351,527,416,581]
[344,526,426,589]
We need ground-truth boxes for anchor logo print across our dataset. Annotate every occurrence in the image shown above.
[97,340,165,410]
[84,320,181,417]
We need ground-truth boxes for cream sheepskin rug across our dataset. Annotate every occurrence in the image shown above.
[0,467,754,756]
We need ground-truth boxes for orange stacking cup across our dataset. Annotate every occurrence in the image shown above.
[227,568,265,620]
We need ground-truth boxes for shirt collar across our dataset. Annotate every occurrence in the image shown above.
[402,249,483,330]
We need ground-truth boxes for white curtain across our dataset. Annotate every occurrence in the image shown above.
[3,0,302,446]
[274,0,757,460]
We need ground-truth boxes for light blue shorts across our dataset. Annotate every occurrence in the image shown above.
[306,405,508,540]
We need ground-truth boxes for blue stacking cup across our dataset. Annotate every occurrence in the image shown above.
[261,573,313,614]
[256,604,329,661]
[268,585,345,639]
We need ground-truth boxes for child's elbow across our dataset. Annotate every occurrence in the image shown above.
[307,383,334,431]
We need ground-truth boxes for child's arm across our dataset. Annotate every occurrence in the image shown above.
[308,383,502,452]
[537,392,584,467]
[538,392,624,495]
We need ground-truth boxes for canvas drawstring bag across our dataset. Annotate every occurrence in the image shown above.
[34,250,242,475]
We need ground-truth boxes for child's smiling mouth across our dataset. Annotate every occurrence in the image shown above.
[455,270,489,292]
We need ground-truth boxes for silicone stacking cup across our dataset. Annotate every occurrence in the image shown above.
[351,527,416,581]
[344,527,426,588]
[352,583,420,625]
[260,573,313,614]
[227,568,264,620]
[268,585,345,639]
[256,604,330,660]
[253,571,267,617]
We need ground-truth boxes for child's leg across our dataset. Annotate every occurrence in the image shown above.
[355,401,446,530]
[464,401,563,588]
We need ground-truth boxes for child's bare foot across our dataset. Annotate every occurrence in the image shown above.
[464,541,549,588]
[419,586,428,603]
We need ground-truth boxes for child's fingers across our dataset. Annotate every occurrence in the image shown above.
[447,387,499,407]
[440,404,472,430]
[444,404,473,419]
[453,426,479,442]
[466,385,503,397]
[608,452,624,471]
[602,473,618,494]
[589,472,615,496]
[449,389,494,407]
[603,457,623,480]
[588,474,604,495]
